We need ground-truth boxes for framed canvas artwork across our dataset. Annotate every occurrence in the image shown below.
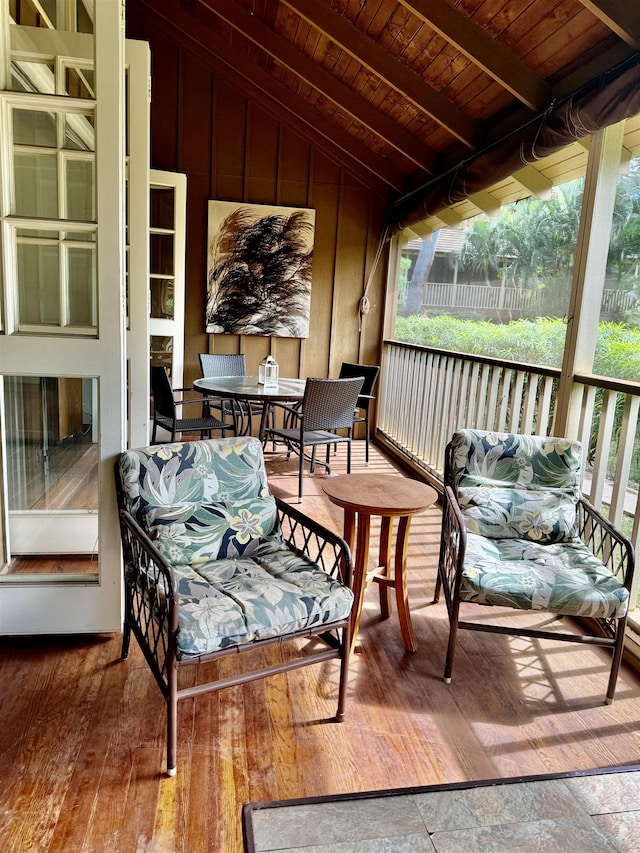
[206,201,315,337]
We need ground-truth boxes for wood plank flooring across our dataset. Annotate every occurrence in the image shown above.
[1,440,640,852]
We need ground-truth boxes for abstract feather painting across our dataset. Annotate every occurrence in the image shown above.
[206,201,315,337]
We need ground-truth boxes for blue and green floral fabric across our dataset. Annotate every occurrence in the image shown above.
[171,545,353,656]
[461,532,629,619]
[448,430,629,620]
[117,437,353,658]
[449,430,582,544]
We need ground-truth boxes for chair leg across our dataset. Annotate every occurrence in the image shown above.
[335,621,351,722]
[298,450,304,501]
[166,667,178,776]
[364,412,370,465]
[120,617,131,660]
[605,616,628,704]
[433,571,442,602]
[443,591,461,684]
[346,438,352,474]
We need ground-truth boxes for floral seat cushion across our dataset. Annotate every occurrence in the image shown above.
[461,532,629,620]
[171,541,354,658]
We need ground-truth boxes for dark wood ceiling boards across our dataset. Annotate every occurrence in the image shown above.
[133,0,640,217]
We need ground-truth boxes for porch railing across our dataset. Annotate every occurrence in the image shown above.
[378,340,640,584]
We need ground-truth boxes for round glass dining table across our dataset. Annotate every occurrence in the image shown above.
[193,375,307,438]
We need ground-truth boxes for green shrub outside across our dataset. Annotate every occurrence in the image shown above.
[394,315,640,381]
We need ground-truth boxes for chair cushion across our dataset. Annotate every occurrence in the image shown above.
[170,543,354,658]
[450,430,582,544]
[117,436,270,517]
[460,533,629,619]
[449,430,583,490]
[457,485,578,544]
[141,495,280,564]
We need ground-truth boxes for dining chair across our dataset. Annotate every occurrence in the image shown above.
[150,365,233,443]
[338,362,380,464]
[435,429,635,704]
[265,376,365,500]
[198,352,267,434]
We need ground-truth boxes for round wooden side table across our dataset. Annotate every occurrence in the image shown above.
[322,473,437,654]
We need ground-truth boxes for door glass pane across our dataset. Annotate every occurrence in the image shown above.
[13,109,56,146]
[150,335,173,374]
[17,239,60,325]
[64,113,95,151]
[2,375,98,576]
[14,152,58,218]
[150,278,174,319]
[64,66,95,99]
[11,60,56,94]
[15,229,97,332]
[150,232,175,275]
[67,245,96,325]
[66,158,95,220]
[150,187,175,229]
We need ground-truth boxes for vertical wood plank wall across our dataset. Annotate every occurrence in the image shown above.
[127,6,391,388]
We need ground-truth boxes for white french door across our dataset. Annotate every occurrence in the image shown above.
[0,6,146,633]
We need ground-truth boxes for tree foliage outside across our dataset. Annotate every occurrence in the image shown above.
[395,157,640,378]
[394,314,640,379]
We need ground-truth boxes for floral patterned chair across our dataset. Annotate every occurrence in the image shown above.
[115,436,353,776]
[435,430,634,704]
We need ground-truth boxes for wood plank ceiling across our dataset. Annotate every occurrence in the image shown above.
[141,0,640,231]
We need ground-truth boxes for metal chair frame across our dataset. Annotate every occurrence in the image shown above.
[151,365,233,443]
[115,447,353,776]
[266,377,365,500]
[338,362,380,464]
[434,433,635,704]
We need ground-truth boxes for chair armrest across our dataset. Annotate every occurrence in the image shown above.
[275,496,353,589]
[118,509,179,660]
[576,497,635,589]
[438,486,467,606]
[270,401,302,429]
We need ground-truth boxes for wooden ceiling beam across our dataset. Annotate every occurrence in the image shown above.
[281,0,479,148]
[513,165,553,200]
[141,0,407,190]
[468,190,501,217]
[200,0,439,172]
[399,0,551,112]
[577,1,640,49]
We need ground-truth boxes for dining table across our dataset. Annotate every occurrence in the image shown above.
[193,375,307,439]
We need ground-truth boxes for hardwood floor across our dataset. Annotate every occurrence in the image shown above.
[2,440,640,852]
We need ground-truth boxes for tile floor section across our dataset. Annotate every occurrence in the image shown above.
[244,766,640,852]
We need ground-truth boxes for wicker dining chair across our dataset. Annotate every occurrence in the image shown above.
[198,352,267,434]
[265,376,365,500]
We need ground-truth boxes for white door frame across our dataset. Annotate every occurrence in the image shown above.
[0,8,136,634]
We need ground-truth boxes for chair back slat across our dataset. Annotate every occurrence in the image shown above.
[339,362,380,399]
[199,353,246,378]
[302,377,365,431]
